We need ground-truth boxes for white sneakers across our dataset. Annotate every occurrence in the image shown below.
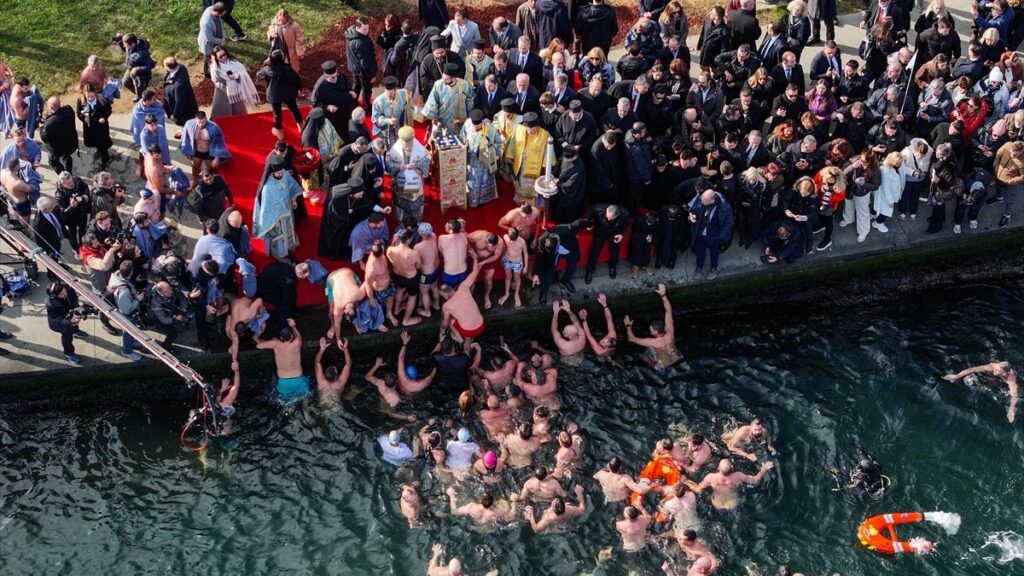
[857,234,867,243]
[872,222,889,233]
[953,224,961,234]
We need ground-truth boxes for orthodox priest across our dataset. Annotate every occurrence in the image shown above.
[460,109,503,207]
[318,176,370,260]
[386,126,431,221]
[370,76,411,151]
[416,36,465,107]
[422,63,474,135]
[554,100,598,158]
[310,60,357,136]
[553,142,586,223]
[503,111,550,206]
[253,156,303,259]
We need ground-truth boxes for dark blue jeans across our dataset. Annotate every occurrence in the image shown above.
[693,235,721,269]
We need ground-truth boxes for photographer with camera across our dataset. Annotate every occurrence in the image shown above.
[79,231,123,336]
[54,171,92,253]
[90,174,125,230]
[149,280,190,349]
[108,260,144,362]
[46,281,87,365]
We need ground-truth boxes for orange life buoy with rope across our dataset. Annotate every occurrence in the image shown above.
[857,512,935,555]
[629,456,683,521]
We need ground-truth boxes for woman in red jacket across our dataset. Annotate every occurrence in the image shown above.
[812,166,846,251]
[950,95,989,146]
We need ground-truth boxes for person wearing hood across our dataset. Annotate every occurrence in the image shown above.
[254,156,303,259]
[760,220,804,264]
[536,0,572,48]
[419,0,450,29]
[973,68,1010,113]
[256,49,303,134]
[160,57,198,127]
[39,96,78,175]
[553,142,586,224]
[319,177,367,260]
[120,34,156,101]
[346,17,378,107]
[574,0,618,55]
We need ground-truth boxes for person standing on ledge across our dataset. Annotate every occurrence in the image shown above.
[943,361,1019,423]
[624,284,679,370]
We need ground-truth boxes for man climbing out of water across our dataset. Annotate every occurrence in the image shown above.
[256,318,309,402]
[578,292,617,357]
[593,457,650,503]
[225,295,269,362]
[215,361,242,434]
[943,361,1019,423]
[616,505,651,552]
[325,268,371,342]
[396,330,436,395]
[524,484,587,533]
[550,300,586,364]
[689,458,775,511]
[314,337,351,407]
[446,487,519,527]
[467,229,505,309]
[440,257,485,350]
[624,283,680,370]
[723,418,777,462]
[365,356,418,422]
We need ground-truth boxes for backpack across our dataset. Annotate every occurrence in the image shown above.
[3,274,32,298]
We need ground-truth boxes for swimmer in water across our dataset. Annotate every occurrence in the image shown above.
[723,418,777,462]
[397,331,436,395]
[314,337,351,408]
[476,337,519,391]
[399,483,424,527]
[593,457,649,503]
[658,482,699,535]
[683,435,713,475]
[835,438,885,498]
[502,422,542,468]
[662,556,716,576]
[689,458,775,511]
[616,505,651,552]
[624,284,680,370]
[446,487,519,527]
[212,361,242,436]
[532,406,552,443]
[520,465,567,501]
[578,292,618,357]
[552,428,584,478]
[473,449,506,482]
[365,356,417,422]
[550,300,587,364]
[943,361,1019,423]
[478,394,513,440]
[256,318,310,403]
[524,484,587,533]
[426,544,468,576]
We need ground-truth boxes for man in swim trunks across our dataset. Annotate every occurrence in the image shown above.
[524,484,586,533]
[690,459,775,511]
[478,394,513,440]
[314,337,351,408]
[683,435,713,475]
[256,318,309,402]
[498,227,528,308]
[366,240,399,327]
[414,222,441,317]
[446,487,519,528]
[399,483,423,528]
[578,292,618,357]
[1,158,33,226]
[497,202,541,249]
[365,356,417,422]
[386,229,423,327]
[616,505,651,552]
[624,284,680,370]
[215,361,242,435]
[514,360,559,408]
[440,258,485,350]
[502,422,542,468]
[467,229,505,310]
[325,268,369,344]
[723,418,777,462]
[225,296,269,362]
[438,218,469,288]
[943,361,1020,423]
[550,300,586,365]
[593,457,649,503]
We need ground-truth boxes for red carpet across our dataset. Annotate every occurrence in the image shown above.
[215,109,620,307]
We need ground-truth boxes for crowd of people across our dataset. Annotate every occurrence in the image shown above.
[0,0,1023,570]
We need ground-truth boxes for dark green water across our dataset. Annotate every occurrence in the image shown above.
[3,281,1024,576]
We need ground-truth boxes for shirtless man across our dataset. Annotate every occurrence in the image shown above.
[414,222,441,317]
[426,544,464,576]
[386,229,423,326]
[502,422,542,468]
[552,430,584,478]
[498,227,528,308]
[468,230,505,309]
[944,361,1020,423]
[438,218,469,288]
[515,365,559,408]
[683,435,713,475]
[478,394,513,440]
[532,406,552,443]
[397,331,436,395]
[659,482,699,535]
[616,506,651,552]
[723,418,777,462]
[690,459,775,510]
[579,293,618,357]
[446,487,518,528]
[520,465,567,501]
[677,530,719,570]
[326,268,369,342]
[4,128,41,168]
[550,300,586,364]
[314,337,351,408]
[365,356,417,422]
[366,241,399,326]
[255,318,309,402]
[624,284,680,370]
[440,259,485,350]
[399,483,423,527]
[477,338,519,391]
[1,158,33,226]
[9,79,31,129]
[593,457,648,503]
[524,485,586,533]
[225,296,269,362]
[498,202,541,250]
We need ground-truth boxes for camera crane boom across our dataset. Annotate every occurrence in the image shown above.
[0,223,223,436]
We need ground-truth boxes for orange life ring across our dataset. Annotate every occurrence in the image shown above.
[857,512,933,555]
[629,456,683,522]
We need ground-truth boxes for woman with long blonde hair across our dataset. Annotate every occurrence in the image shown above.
[267,8,305,73]
[873,152,905,233]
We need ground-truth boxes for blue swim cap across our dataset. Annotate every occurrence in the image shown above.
[406,365,419,380]
[458,428,470,442]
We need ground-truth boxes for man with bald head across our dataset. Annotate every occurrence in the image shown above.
[690,458,775,510]
[688,190,733,280]
[40,96,79,174]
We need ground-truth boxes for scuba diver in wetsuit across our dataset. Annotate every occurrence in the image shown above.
[833,438,887,498]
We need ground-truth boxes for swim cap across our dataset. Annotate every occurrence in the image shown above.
[405,365,419,380]
[457,428,470,442]
[418,222,433,236]
[388,430,401,445]
[483,450,497,469]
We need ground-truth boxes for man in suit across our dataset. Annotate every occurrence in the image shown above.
[770,52,806,98]
[685,72,725,124]
[475,75,508,119]
[758,23,787,70]
[488,51,521,90]
[510,73,541,114]
[547,73,576,111]
[729,0,761,50]
[161,57,198,126]
[741,130,774,168]
[489,17,522,52]
[809,41,844,84]
[610,75,653,121]
[862,0,909,35]
[951,43,988,86]
[33,196,67,259]
[511,36,545,91]
[658,35,691,69]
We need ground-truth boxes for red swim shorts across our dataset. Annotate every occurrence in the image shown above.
[452,318,485,338]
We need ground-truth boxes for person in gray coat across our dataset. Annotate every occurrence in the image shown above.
[198,3,227,77]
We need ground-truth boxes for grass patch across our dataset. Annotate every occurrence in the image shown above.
[0,0,351,96]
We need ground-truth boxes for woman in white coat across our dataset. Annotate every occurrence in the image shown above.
[898,138,933,219]
[873,152,905,233]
